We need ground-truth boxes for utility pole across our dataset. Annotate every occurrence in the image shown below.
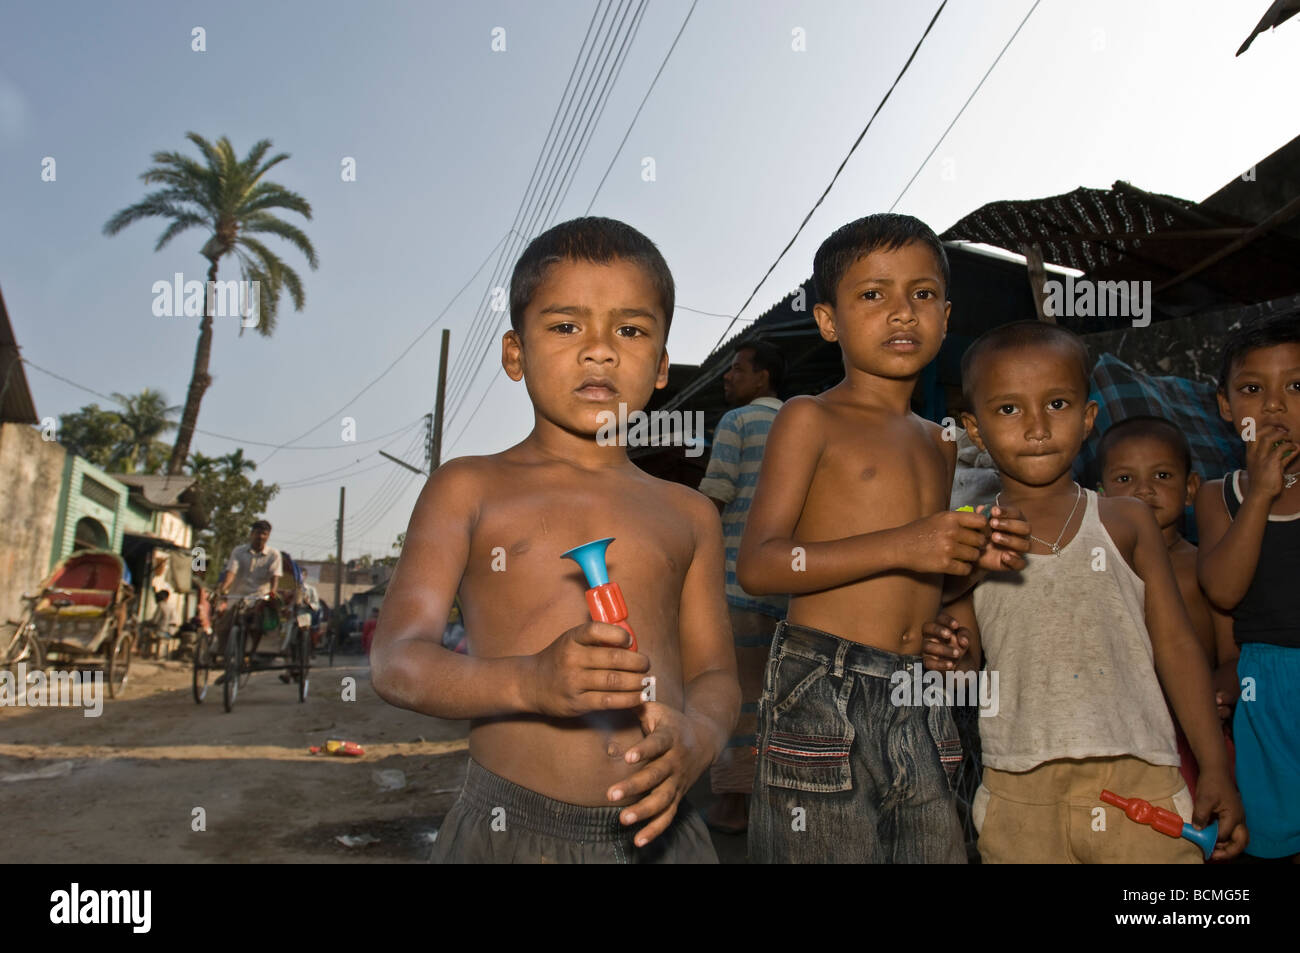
[333,486,345,615]
[423,412,434,473]
[431,329,450,469]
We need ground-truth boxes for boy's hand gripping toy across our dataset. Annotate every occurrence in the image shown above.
[562,537,654,701]
[1099,789,1219,859]
[561,537,638,652]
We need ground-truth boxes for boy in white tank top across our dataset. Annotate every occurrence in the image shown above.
[922,322,1246,863]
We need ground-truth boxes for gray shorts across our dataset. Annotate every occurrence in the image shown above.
[429,757,718,864]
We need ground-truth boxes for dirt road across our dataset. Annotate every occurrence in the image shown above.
[0,652,746,863]
[0,653,470,863]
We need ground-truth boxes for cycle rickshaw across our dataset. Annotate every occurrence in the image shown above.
[192,551,313,712]
[1,550,136,698]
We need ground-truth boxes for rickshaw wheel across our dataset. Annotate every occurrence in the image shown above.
[3,622,44,683]
[192,631,213,703]
[223,625,244,713]
[107,633,132,699]
[296,626,310,702]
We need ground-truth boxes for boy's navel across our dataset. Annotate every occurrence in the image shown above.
[860,465,877,481]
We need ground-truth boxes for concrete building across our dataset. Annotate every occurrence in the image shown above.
[0,284,66,620]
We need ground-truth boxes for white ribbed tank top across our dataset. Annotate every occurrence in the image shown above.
[972,488,1179,772]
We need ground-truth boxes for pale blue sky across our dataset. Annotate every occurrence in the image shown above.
[2,0,1295,560]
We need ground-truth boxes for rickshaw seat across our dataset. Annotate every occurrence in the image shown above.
[37,589,114,613]
[57,564,101,589]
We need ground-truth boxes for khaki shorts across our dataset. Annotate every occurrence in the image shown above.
[974,756,1202,864]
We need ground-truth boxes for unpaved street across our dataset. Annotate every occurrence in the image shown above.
[0,651,745,863]
[0,653,470,863]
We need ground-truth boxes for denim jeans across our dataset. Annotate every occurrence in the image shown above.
[750,621,967,863]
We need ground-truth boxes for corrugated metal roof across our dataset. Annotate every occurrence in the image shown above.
[941,175,1300,318]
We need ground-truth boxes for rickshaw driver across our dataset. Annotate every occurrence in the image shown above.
[212,520,283,659]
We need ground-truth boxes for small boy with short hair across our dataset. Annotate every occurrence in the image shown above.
[924,322,1246,863]
[1194,312,1300,861]
[371,217,740,863]
[1097,415,1234,796]
[738,213,1031,863]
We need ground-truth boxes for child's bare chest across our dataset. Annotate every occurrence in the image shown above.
[804,422,949,522]
[466,480,693,591]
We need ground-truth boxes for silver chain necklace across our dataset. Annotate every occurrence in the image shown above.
[1286,472,1298,490]
[996,482,1083,556]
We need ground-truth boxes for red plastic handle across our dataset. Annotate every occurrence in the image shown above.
[585,582,637,652]
[1100,789,1183,838]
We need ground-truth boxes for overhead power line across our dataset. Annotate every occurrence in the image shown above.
[888,0,1041,212]
[707,0,950,351]
[437,0,617,415]
[441,0,648,431]
[442,0,701,459]
[255,226,515,466]
[584,0,698,214]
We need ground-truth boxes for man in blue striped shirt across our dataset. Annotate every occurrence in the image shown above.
[698,340,789,832]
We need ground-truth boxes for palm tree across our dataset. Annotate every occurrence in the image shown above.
[109,388,180,473]
[104,132,318,474]
[218,448,257,478]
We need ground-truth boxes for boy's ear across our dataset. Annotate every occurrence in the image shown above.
[1216,389,1234,425]
[812,301,838,343]
[654,347,670,390]
[1185,470,1202,506]
[502,329,524,381]
[1082,400,1100,439]
[960,411,986,451]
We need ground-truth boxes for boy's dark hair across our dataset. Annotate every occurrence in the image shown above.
[960,320,1091,406]
[251,519,272,532]
[509,217,675,337]
[1096,415,1192,476]
[813,213,950,306]
[1217,311,1300,392]
[738,339,785,396]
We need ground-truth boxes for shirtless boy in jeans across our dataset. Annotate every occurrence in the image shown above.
[738,214,1030,863]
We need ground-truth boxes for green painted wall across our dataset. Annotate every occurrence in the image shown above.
[50,457,130,568]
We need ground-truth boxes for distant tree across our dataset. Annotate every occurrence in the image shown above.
[372,533,405,568]
[139,441,173,474]
[109,388,179,473]
[57,404,128,467]
[188,450,279,575]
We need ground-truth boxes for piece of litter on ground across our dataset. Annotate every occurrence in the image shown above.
[428,787,460,795]
[325,739,365,756]
[423,831,439,843]
[335,834,381,848]
[372,769,407,791]
[1,761,74,783]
